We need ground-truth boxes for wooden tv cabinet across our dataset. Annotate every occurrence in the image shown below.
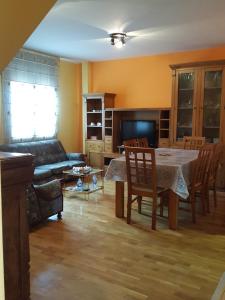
[82,94,171,168]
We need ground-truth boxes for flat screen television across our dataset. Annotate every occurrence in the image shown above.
[120,120,157,147]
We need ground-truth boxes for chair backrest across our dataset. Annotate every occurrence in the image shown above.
[123,139,139,147]
[183,136,205,150]
[190,144,213,190]
[125,146,157,197]
[137,137,149,147]
[123,138,149,147]
[210,143,225,181]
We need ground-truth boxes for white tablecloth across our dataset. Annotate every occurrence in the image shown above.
[105,148,199,199]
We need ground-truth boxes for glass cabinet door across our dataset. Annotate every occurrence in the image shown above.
[202,70,222,143]
[176,71,195,141]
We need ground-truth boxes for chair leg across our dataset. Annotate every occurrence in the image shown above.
[200,190,206,216]
[151,196,157,230]
[137,196,142,213]
[205,187,210,213]
[160,191,169,217]
[159,196,164,217]
[127,195,132,224]
[213,183,217,208]
[190,194,196,224]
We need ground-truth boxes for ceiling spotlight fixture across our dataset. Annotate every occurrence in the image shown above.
[110,32,127,49]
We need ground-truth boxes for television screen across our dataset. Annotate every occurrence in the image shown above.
[121,120,157,147]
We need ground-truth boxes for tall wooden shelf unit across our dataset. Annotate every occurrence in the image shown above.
[170,60,225,146]
[83,93,115,167]
[159,109,171,147]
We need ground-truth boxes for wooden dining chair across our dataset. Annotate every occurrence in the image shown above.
[137,137,149,147]
[205,143,225,212]
[123,139,139,147]
[183,136,206,150]
[179,144,213,223]
[125,146,166,230]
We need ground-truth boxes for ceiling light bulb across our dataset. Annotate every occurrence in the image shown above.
[115,39,123,49]
[109,32,126,48]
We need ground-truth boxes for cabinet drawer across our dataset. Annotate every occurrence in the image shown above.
[104,143,112,152]
[86,141,104,152]
[105,136,112,143]
[158,139,170,148]
[89,151,103,168]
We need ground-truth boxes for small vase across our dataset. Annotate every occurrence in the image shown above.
[76,178,83,191]
[92,175,97,188]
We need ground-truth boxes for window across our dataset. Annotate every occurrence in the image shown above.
[10,81,57,140]
[2,49,59,142]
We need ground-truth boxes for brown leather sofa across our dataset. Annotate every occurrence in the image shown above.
[0,139,86,225]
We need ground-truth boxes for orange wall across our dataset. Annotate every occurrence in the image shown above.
[58,61,83,152]
[91,46,225,108]
[0,0,56,72]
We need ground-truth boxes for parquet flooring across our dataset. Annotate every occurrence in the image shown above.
[30,181,225,300]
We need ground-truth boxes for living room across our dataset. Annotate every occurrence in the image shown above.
[1,1,225,300]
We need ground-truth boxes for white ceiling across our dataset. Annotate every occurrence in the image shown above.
[24,0,225,62]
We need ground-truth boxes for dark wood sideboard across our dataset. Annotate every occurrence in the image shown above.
[1,152,34,300]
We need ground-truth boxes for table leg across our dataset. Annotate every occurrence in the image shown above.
[168,190,179,230]
[115,181,124,218]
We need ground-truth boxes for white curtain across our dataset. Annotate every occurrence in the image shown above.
[2,49,59,143]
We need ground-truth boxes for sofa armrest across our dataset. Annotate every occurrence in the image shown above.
[33,179,62,201]
[67,152,87,163]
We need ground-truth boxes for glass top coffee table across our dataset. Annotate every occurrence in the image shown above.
[62,168,104,199]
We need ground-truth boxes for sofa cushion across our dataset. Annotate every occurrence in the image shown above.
[27,140,67,166]
[37,160,85,174]
[33,168,52,181]
[37,161,72,174]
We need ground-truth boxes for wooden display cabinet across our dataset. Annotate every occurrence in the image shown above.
[170,60,225,146]
[83,93,115,167]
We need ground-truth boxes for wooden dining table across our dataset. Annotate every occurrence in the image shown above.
[105,148,199,230]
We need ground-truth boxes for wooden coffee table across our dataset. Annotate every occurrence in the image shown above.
[62,168,104,199]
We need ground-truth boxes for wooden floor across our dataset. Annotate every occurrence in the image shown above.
[30,181,225,300]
